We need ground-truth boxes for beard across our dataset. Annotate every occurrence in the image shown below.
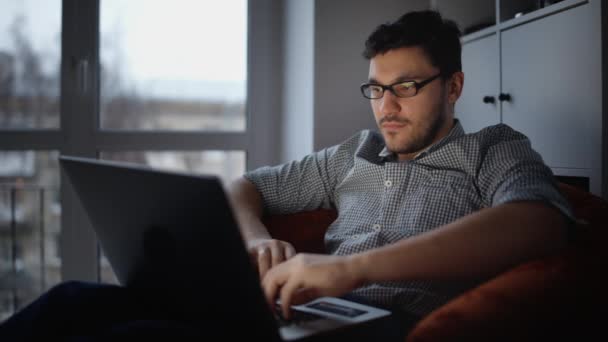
[379,103,449,156]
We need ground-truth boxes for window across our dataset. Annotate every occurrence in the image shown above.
[0,0,279,318]
[101,151,245,185]
[0,151,61,320]
[97,0,249,283]
[100,0,247,131]
[0,0,62,317]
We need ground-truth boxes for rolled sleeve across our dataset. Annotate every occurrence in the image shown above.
[477,125,575,223]
[243,131,369,216]
[244,146,343,215]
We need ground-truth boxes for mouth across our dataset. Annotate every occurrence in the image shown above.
[381,122,407,132]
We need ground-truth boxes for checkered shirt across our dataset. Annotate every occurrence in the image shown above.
[244,120,573,316]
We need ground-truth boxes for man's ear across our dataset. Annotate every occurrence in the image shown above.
[447,71,464,105]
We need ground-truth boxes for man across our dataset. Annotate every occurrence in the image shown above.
[0,9,572,341]
[229,8,572,332]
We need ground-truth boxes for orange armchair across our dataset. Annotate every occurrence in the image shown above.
[262,183,608,341]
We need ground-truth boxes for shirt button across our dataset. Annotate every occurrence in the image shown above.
[372,224,381,232]
[352,234,360,239]
[384,180,393,187]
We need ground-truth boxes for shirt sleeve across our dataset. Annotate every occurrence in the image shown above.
[243,132,365,215]
[476,124,575,224]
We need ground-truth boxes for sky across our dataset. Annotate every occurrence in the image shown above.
[0,0,247,99]
[100,0,247,83]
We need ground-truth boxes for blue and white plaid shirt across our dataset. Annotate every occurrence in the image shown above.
[244,120,573,316]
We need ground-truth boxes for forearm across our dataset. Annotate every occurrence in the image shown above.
[351,201,569,284]
[227,177,271,241]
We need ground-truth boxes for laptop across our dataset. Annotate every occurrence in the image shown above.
[59,155,391,341]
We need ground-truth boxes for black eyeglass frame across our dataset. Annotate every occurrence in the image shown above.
[360,73,442,100]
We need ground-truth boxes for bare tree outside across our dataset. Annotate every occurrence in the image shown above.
[0,14,60,129]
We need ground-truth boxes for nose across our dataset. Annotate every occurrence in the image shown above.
[378,90,401,115]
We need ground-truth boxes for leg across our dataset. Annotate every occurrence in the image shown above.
[0,281,156,339]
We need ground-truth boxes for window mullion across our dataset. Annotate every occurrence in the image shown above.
[59,0,100,282]
[0,131,63,150]
[96,132,248,151]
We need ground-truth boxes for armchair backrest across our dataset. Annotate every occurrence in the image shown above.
[262,209,336,253]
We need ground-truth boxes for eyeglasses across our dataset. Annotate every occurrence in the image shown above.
[360,73,442,100]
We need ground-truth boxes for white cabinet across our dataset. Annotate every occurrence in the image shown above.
[500,4,601,170]
[436,0,605,196]
[457,34,499,134]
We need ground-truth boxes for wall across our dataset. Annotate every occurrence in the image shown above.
[281,0,314,162]
[280,0,430,162]
[247,0,285,169]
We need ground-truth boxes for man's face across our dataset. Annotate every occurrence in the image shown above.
[368,46,457,161]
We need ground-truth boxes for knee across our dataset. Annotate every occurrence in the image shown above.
[45,280,97,301]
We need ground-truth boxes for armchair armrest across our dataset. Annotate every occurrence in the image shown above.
[405,246,602,341]
[406,183,608,341]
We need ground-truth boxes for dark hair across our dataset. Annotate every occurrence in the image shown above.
[363,10,462,78]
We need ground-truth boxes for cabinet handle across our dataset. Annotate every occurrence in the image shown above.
[482,96,495,104]
[498,93,512,102]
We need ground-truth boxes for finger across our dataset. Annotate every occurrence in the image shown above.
[262,268,285,311]
[269,242,283,268]
[279,277,301,320]
[261,275,277,310]
[284,244,296,260]
[257,247,271,279]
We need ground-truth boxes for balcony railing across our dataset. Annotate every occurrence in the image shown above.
[0,184,61,321]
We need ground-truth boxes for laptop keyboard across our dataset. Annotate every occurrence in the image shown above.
[274,306,324,327]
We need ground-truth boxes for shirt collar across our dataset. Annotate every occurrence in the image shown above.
[378,119,465,161]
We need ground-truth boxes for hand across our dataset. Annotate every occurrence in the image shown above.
[247,238,296,279]
[261,253,363,319]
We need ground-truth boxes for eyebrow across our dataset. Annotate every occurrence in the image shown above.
[367,74,422,84]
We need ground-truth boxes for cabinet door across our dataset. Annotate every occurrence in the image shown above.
[501,4,600,169]
[455,34,500,134]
